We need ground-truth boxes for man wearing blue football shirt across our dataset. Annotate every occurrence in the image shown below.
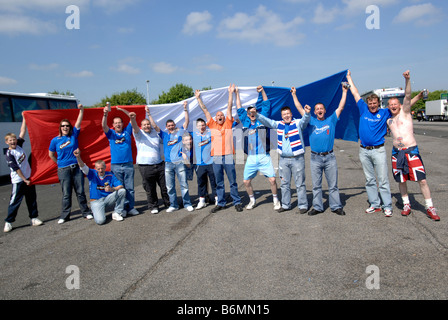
[74,149,126,225]
[236,85,281,211]
[102,107,139,217]
[346,70,393,217]
[292,85,347,216]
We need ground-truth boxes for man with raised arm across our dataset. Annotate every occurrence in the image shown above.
[237,85,280,211]
[195,84,243,213]
[387,70,440,221]
[146,101,193,213]
[292,85,347,216]
[255,92,311,214]
[74,149,126,225]
[346,70,393,217]
[119,107,170,214]
[4,114,42,232]
[102,106,139,216]
[191,117,217,210]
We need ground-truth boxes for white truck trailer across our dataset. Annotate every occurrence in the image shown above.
[425,99,448,121]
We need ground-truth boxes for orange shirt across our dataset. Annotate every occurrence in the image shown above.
[207,117,234,156]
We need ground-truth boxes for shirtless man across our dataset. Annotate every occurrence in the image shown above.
[387,70,440,221]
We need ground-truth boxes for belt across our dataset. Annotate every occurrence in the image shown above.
[281,155,298,158]
[360,143,384,150]
[60,163,78,169]
[311,150,333,156]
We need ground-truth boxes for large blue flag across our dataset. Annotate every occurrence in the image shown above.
[255,69,360,146]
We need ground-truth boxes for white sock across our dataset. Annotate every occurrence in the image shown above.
[249,195,255,202]
[199,197,205,203]
[425,198,433,209]
[273,194,278,202]
[402,196,410,205]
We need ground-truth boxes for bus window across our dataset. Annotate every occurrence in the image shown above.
[0,97,13,122]
[49,99,77,110]
[12,98,48,121]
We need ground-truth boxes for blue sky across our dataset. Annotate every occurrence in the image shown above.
[0,0,447,106]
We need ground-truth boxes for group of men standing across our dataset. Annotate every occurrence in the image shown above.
[4,70,440,232]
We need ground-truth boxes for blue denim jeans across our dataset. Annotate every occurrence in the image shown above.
[359,146,392,210]
[165,161,191,208]
[111,162,135,211]
[90,189,126,225]
[310,152,342,211]
[278,155,307,210]
[57,164,91,219]
[212,155,241,207]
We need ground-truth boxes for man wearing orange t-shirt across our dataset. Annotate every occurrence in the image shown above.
[195,84,243,213]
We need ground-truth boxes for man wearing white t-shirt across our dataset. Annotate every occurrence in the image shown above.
[119,107,170,214]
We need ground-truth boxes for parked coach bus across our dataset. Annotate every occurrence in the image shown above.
[361,87,405,109]
[0,91,78,177]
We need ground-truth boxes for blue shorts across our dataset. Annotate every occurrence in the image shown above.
[243,154,276,180]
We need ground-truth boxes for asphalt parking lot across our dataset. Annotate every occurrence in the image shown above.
[1,121,447,305]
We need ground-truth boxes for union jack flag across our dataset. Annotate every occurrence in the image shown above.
[392,153,426,183]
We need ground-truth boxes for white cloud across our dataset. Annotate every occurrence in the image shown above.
[202,64,224,71]
[0,14,57,35]
[341,0,399,15]
[282,0,311,3]
[151,62,178,74]
[112,64,140,74]
[93,0,141,14]
[0,0,89,13]
[393,3,440,25]
[183,11,213,35]
[0,76,18,85]
[313,3,340,24]
[117,27,134,34]
[218,5,305,47]
[67,70,94,78]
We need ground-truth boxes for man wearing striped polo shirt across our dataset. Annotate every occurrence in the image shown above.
[256,97,311,213]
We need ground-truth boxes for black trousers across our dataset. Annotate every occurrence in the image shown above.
[138,162,170,209]
[6,181,38,223]
[196,164,217,199]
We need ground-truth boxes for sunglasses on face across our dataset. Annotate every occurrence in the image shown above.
[60,125,71,128]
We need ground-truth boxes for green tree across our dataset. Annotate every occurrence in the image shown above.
[152,83,194,105]
[48,90,75,97]
[92,88,146,108]
[411,90,448,112]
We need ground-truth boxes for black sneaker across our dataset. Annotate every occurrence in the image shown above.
[298,208,308,214]
[332,208,346,216]
[308,208,323,216]
[277,207,290,213]
[235,204,243,212]
[211,206,224,213]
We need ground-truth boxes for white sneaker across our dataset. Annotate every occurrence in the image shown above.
[186,206,194,212]
[150,208,159,214]
[384,209,393,217]
[85,214,94,220]
[166,207,178,213]
[127,208,140,216]
[273,200,281,211]
[246,199,256,210]
[4,222,12,233]
[31,218,43,226]
[112,212,124,221]
[57,219,65,224]
[196,201,207,210]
